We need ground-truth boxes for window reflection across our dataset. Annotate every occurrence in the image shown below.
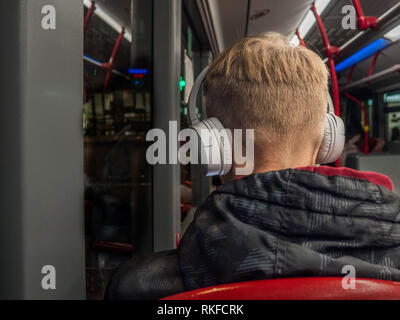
[83,0,151,299]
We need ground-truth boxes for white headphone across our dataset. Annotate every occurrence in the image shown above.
[187,66,345,176]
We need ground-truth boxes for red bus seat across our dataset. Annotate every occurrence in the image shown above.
[162,277,400,300]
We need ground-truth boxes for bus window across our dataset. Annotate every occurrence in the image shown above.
[384,92,400,143]
[83,0,152,299]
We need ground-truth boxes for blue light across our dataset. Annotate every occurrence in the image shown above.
[83,54,102,65]
[335,38,391,73]
[128,68,149,75]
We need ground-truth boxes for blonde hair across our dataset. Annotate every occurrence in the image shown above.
[204,32,329,151]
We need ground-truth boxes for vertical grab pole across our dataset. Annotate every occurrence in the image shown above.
[344,66,369,154]
[109,28,125,66]
[153,0,182,252]
[102,27,125,91]
[368,51,380,80]
[344,93,370,154]
[84,1,96,33]
[311,2,340,117]
[311,1,341,166]
[352,0,378,30]
[296,29,306,47]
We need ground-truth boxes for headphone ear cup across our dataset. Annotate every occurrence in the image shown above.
[317,113,345,164]
[190,118,232,176]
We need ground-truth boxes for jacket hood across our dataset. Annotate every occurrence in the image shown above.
[178,166,400,290]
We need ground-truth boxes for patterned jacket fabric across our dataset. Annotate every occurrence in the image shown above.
[106,167,400,299]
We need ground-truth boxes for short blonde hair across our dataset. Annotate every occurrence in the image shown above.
[204,32,329,150]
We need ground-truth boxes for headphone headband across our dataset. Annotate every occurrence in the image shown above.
[187,66,209,126]
[327,95,334,114]
[186,65,344,174]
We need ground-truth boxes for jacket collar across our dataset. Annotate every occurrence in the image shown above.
[296,166,394,192]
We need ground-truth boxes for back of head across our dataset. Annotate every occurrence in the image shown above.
[204,32,329,161]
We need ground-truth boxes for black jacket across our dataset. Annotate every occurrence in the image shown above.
[105,166,400,300]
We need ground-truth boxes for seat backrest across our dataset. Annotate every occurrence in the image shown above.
[162,278,400,300]
[346,153,400,194]
[388,141,400,155]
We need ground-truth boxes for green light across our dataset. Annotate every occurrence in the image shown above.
[180,76,186,92]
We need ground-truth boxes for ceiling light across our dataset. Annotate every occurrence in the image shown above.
[297,11,315,39]
[384,24,400,42]
[315,0,332,16]
[290,0,333,45]
[335,38,391,73]
[290,37,300,46]
[84,0,132,42]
